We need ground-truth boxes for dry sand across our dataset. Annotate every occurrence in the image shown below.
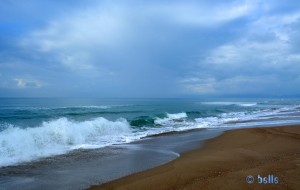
[89,125,300,190]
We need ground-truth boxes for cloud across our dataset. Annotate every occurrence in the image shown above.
[181,75,284,96]
[14,78,44,89]
[19,0,258,75]
[150,0,257,27]
[203,13,300,71]
[1,0,300,97]
[181,77,217,94]
[19,4,129,75]
[180,7,300,96]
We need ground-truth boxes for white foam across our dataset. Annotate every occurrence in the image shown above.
[154,112,187,125]
[239,103,257,107]
[1,105,299,167]
[0,117,132,167]
[193,105,300,129]
[71,106,112,109]
[202,102,257,107]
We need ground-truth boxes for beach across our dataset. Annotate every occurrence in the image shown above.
[90,125,300,190]
[1,98,300,190]
[2,0,300,189]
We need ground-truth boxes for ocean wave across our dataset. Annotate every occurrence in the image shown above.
[1,105,299,167]
[0,117,134,167]
[0,110,143,120]
[154,112,187,125]
[201,102,257,107]
[129,116,155,127]
[129,112,189,127]
[0,104,133,110]
[54,105,133,109]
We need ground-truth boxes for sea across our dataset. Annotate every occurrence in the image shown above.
[1,98,300,169]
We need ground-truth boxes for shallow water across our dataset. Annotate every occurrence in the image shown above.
[1,98,300,167]
[1,98,300,189]
[0,128,222,190]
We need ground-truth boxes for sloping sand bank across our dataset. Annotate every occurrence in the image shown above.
[90,125,300,190]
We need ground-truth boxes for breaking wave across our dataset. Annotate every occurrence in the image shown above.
[1,105,299,167]
[201,102,257,107]
[0,117,133,167]
[154,112,188,125]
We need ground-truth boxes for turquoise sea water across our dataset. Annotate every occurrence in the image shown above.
[0,98,300,167]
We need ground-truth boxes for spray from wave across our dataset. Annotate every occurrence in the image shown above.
[1,104,299,167]
[0,117,133,167]
[0,112,191,167]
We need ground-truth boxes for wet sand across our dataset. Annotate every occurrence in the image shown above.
[0,127,222,190]
[90,125,300,190]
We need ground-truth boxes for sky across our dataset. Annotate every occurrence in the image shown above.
[0,0,300,98]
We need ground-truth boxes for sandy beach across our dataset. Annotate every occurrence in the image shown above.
[90,125,300,190]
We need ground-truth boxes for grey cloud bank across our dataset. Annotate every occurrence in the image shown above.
[0,0,300,97]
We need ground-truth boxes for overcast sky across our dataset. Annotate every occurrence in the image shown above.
[1,0,300,98]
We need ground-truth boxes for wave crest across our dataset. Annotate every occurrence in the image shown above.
[0,117,132,167]
[154,112,187,125]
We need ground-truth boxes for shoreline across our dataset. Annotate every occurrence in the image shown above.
[0,125,222,190]
[90,125,300,189]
